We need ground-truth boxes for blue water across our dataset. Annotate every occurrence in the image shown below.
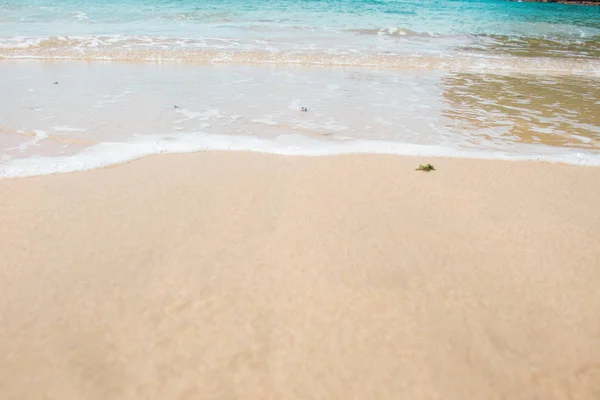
[2,0,599,36]
[1,0,599,64]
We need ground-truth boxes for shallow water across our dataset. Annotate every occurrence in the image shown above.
[0,0,599,176]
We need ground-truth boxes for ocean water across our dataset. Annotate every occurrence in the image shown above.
[1,0,599,176]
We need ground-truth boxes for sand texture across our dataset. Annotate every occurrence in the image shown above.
[1,153,600,400]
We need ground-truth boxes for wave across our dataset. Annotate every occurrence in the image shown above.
[2,132,599,179]
[1,33,598,71]
[348,27,434,38]
[1,46,598,75]
[0,35,204,50]
[157,11,233,22]
[462,34,600,59]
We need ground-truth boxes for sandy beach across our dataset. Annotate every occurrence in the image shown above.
[1,152,599,400]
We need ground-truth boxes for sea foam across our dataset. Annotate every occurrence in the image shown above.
[1,132,599,179]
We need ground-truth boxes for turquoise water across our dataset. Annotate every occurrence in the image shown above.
[2,0,599,35]
[1,0,599,65]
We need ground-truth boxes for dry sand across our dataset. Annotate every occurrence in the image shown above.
[1,152,599,400]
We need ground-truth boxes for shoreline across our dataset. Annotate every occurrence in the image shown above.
[2,61,599,177]
[3,148,600,180]
[1,151,600,399]
[1,53,599,74]
[2,136,600,180]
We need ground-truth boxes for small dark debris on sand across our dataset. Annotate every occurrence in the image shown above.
[301,106,308,112]
[53,82,59,84]
[174,105,180,108]
[415,164,436,172]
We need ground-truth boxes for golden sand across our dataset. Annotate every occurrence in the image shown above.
[1,153,599,399]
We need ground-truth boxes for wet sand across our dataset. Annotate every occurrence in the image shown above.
[1,152,600,400]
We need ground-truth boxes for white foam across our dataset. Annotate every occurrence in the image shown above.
[7,130,49,153]
[572,135,593,144]
[1,132,599,179]
[94,90,132,107]
[251,118,278,126]
[175,108,221,123]
[53,125,86,132]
